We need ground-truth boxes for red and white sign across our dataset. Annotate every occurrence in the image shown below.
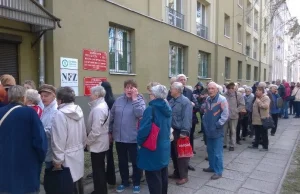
[84,77,107,96]
[83,49,107,71]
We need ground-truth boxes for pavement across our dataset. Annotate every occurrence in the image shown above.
[40,117,300,194]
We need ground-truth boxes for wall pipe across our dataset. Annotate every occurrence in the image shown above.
[38,0,45,86]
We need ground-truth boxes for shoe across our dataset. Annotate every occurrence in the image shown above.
[205,157,208,161]
[133,186,140,194]
[237,141,242,145]
[188,165,195,171]
[176,178,189,185]
[229,147,234,151]
[223,145,227,149]
[203,168,214,173]
[116,185,127,193]
[248,145,258,149]
[211,174,222,180]
[168,174,179,179]
[260,148,268,152]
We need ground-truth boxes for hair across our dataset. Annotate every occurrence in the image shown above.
[258,82,267,88]
[151,85,168,99]
[216,84,223,94]
[101,81,115,105]
[226,82,236,89]
[256,87,265,93]
[0,85,7,102]
[25,89,41,105]
[171,82,184,93]
[124,79,137,88]
[8,85,26,103]
[90,86,106,98]
[245,87,253,92]
[269,84,278,90]
[147,82,160,91]
[176,74,187,81]
[185,85,193,91]
[56,87,75,103]
[238,88,245,93]
[208,81,218,88]
[23,80,36,90]
[170,77,177,85]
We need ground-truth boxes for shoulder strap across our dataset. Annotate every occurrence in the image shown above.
[102,108,110,126]
[235,92,238,108]
[0,105,22,127]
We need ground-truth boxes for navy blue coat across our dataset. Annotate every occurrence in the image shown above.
[137,99,172,171]
[0,103,47,194]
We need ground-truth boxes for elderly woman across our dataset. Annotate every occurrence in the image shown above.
[249,86,270,151]
[137,85,171,194]
[86,86,110,194]
[24,89,43,118]
[243,87,255,138]
[51,87,86,193]
[0,85,47,194]
[24,80,44,110]
[39,84,57,168]
[267,85,280,136]
[109,79,146,193]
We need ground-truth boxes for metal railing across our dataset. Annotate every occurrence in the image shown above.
[254,23,258,31]
[196,22,208,39]
[166,6,184,29]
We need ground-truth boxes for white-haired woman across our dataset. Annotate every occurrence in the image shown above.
[24,89,43,118]
[267,85,280,136]
[137,85,172,194]
[86,86,110,194]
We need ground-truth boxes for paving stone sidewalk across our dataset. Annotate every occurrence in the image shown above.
[40,118,300,194]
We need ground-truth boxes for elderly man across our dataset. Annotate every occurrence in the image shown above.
[223,82,245,151]
[167,76,177,101]
[169,82,192,185]
[202,82,229,180]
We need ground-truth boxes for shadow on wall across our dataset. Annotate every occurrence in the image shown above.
[75,93,150,125]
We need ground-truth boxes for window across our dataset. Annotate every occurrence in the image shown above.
[109,26,131,73]
[246,64,251,80]
[264,68,267,81]
[254,66,259,81]
[224,14,230,37]
[238,0,243,7]
[264,18,267,31]
[198,51,209,78]
[237,23,242,43]
[196,2,208,39]
[225,57,231,79]
[167,0,184,29]
[238,61,242,80]
[169,44,184,77]
[254,10,258,31]
[253,38,258,59]
[247,1,252,26]
[264,43,267,56]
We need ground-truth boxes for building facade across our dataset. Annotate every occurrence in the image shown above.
[0,0,270,96]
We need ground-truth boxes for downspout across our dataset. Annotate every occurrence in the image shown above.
[214,0,219,82]
[38,0,45,86]
[258,0,263,81]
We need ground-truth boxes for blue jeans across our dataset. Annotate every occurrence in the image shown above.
[283,100,289,118]
[207,137,224,175]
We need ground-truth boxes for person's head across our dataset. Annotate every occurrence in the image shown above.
[0,85,7,103]
[147,82,160,92]
[282,79,286,84]
[24,89,41,106]
[195,82,203,90]
[226,82,236,94]
[245,87,253,95]
[124,79,138,98]
[170,77,177,85]
[38,84,56,106]
[255,87,265,98]
[23,80,36,90]
[276,79,281,85]
[207,82,218,97]
[258,82,267,88]
[90,86,106,101]
[291,82,295,86]
[0,74,16,91]
[216,84,223,94]
[149,85,168,101]
[238,87,245,94]
[269,84,278,93]
[56,87,75,105]
[176,74,187,86]
[170,82,184,98]
[101,81,114,100]
[8,85,26,104]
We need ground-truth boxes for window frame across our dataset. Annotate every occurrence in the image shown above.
[237,23,242,44]
[198,51,209,78]
[254,66,259,81]
[225,57,231,79]
[224,14,231,37]
[238,61,242,80]
[246,64,251,80]
[169,44,184,77]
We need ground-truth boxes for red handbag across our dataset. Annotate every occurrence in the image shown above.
[142,107,160,151]
[177,137,194,158]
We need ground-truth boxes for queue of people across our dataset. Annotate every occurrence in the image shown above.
[0,73,300,194]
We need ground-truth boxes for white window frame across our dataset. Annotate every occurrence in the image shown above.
[109,26,131,73]
[237,23,242,44]
[198,51,209,78]
[169,44,184,77]
[167,0,183,29]
[224,14,230,37]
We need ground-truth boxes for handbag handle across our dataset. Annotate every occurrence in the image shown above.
[0,105,22,127]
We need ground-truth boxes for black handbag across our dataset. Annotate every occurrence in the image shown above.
[287,89,299,101]
[258,107,275,130]
[44,165,74,194]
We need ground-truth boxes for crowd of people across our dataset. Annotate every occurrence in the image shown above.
[0,73,299,194]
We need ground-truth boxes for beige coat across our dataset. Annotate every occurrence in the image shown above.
[86,98,110,153]
[252,94,270,125]
[224,91,246,120]
[291,86,300,101]
[51,103,86,182]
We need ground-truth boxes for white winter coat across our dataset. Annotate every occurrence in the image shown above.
[51,103,86,182]
[86,98,110,153]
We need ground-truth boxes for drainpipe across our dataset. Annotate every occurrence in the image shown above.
[38,0,45,86]
[258,0,263,81]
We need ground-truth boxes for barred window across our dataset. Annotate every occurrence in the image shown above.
[169,44,183,77]
[109,26,131,73]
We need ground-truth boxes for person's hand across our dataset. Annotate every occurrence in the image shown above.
[132,87,138,101]
[53,162,62,170]
[191,102,195,107]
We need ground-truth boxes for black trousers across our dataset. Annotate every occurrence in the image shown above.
[241,116,249,138]
[190,123,196,150]
[145,167,168,194]
[236,119,242,142]
[253,125,268,149]
[171,131,189,179]
[271,114,279,135]
[106,143,116,185]
[116,142,141,186]
[91,152,107,194]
